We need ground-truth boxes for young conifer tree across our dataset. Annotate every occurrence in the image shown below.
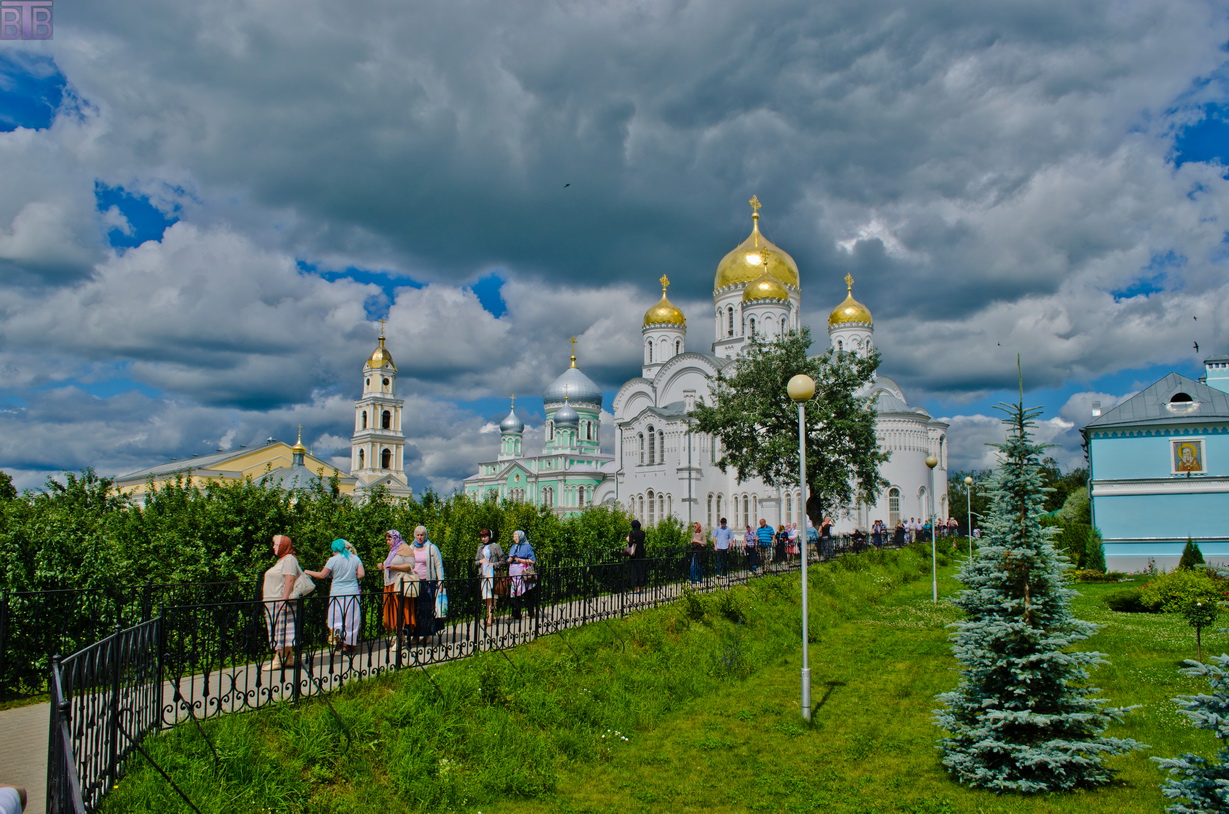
[934,387,1143,792]
[1155,656,1229,813]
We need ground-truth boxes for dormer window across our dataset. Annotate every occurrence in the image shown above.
[1167,392,1200,414]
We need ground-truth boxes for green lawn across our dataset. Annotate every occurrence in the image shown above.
[104,550,1221,813]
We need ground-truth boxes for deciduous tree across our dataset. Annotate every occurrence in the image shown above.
[688,328,886,527]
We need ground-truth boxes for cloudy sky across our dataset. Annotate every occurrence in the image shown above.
[1,0,1228,493]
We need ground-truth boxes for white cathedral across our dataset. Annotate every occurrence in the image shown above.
[465,198,949,533]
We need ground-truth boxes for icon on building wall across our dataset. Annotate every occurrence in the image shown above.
[1173,440,1205,474]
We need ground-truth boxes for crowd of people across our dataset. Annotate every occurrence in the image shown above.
[258,514,978,667]
[259,525,538,671]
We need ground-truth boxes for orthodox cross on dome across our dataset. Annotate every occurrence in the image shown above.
[660,275,670,294]
[510,394,516,408]
[378,318,386,337]
[845,273,854,292]
[569,336,578,368]
[749,194,762,216]
[296,424,303,442]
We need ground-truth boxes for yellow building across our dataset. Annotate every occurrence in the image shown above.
[114,430,358,504]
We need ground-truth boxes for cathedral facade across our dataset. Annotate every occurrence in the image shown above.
[466,199,948,531]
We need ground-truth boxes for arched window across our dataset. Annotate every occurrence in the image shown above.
[727,306,734,337]
[786,492,792,521]
[661,493,667,518]
[647,425,656,464]
[716,493,723,520]
[707,494,714,528]
[647,342,653,363]
[358,449,365,469]
[743,496,749,527]
[382,410,391,429]
[586,421,594,441]
[547,421,554,441]
[382,377,390,390]
[578,486,586,507]
[749,317,756,336]
[638,494,645,519]
[889,487,900,527]
[675,339,681,355]
[360,411,368,429]
[837,339,844,352]
[658,431,665,464]
[638,433,645,465]
[647,489,656,524]
[381,448,392,469]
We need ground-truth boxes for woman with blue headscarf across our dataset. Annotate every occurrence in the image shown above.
[305,538,365,653]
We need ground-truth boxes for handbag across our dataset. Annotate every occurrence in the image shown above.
[624,544,635,557]
[398,573,420,598]
[434,585,449,618]
[494,571,510,596]
[291,571,315,599]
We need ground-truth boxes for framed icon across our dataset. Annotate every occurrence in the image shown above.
[1172,439,1205,474]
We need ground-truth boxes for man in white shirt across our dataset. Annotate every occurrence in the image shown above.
[712,518,733,578]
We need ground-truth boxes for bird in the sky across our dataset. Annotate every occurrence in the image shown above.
[563,183,571,188]
[1194,341,1200,352]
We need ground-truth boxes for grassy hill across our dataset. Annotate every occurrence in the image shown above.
[104,547,1216,813]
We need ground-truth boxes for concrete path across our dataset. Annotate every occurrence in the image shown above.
[0,701,48,814]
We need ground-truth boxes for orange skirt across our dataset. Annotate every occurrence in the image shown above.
[382,584,416,631]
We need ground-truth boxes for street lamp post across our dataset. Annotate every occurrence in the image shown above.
[788,373,816,721]
[926,455,939,602]
[963,475,973,560]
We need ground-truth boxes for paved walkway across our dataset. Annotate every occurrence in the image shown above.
[0,701,48,814]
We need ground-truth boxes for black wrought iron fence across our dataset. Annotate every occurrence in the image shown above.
[42,536,897,813]
[48,619,162,813]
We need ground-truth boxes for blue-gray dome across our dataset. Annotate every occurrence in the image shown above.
[543,363,602,407]
[499,407,524,434]
[553,401,579,427]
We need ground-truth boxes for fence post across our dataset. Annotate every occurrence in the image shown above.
[107,625,122,793]
[292,598,303,705]
[156,610,167,729]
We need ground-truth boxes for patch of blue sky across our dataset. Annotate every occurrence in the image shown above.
[71,376,163,400]
[1110,250,1184,301]
[0,53,64,131]
[296,262,423,320]
[94,183,179,250]
[1173,102,1229,170]
[469,272,508,318]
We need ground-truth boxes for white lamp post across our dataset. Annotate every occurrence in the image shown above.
[788,372,816,721]
[963,475,973,560]
[926,455,939,602]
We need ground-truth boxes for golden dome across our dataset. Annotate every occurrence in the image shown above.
[828,274,873,326]
[713,196,800,292]
[643,275,686,327]
[366,332,397,370]
[291,425,307,454]
[742,268,789,302]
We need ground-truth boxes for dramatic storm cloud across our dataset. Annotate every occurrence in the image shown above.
[1,0,1228,490]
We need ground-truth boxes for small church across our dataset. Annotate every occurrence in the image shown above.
[114,326,414,502]
[1082,356,1229,571]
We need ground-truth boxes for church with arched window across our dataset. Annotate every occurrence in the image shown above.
[467,197,948,530]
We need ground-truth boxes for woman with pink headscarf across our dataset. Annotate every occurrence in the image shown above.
[377,529,415,637]
[262,534,301,671]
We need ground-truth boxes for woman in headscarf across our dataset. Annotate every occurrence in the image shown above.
[304,538,365,654]
[506,529,537,620]
[377,530,415,641]
[262,534,302,671]
[475,528,504,627]
[407,525,445,640]
[626,519,647,591]
[688,521,705,586]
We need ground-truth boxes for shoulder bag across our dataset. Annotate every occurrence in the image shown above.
[291,571,315,599]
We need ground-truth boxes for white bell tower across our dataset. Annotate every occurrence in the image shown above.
[351,321,411,493]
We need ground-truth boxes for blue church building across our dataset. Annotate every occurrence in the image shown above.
[1082,356,1229,572]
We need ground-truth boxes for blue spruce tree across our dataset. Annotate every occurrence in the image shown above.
[934,391,1143,792]
[1155,656,1229,813]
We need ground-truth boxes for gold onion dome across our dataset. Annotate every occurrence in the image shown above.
[713,196,800,292]
[743,267,790,302]
[366,327,397,370]
[291,426,307,454]
[643,275,686,326]
[828,274,873,326]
